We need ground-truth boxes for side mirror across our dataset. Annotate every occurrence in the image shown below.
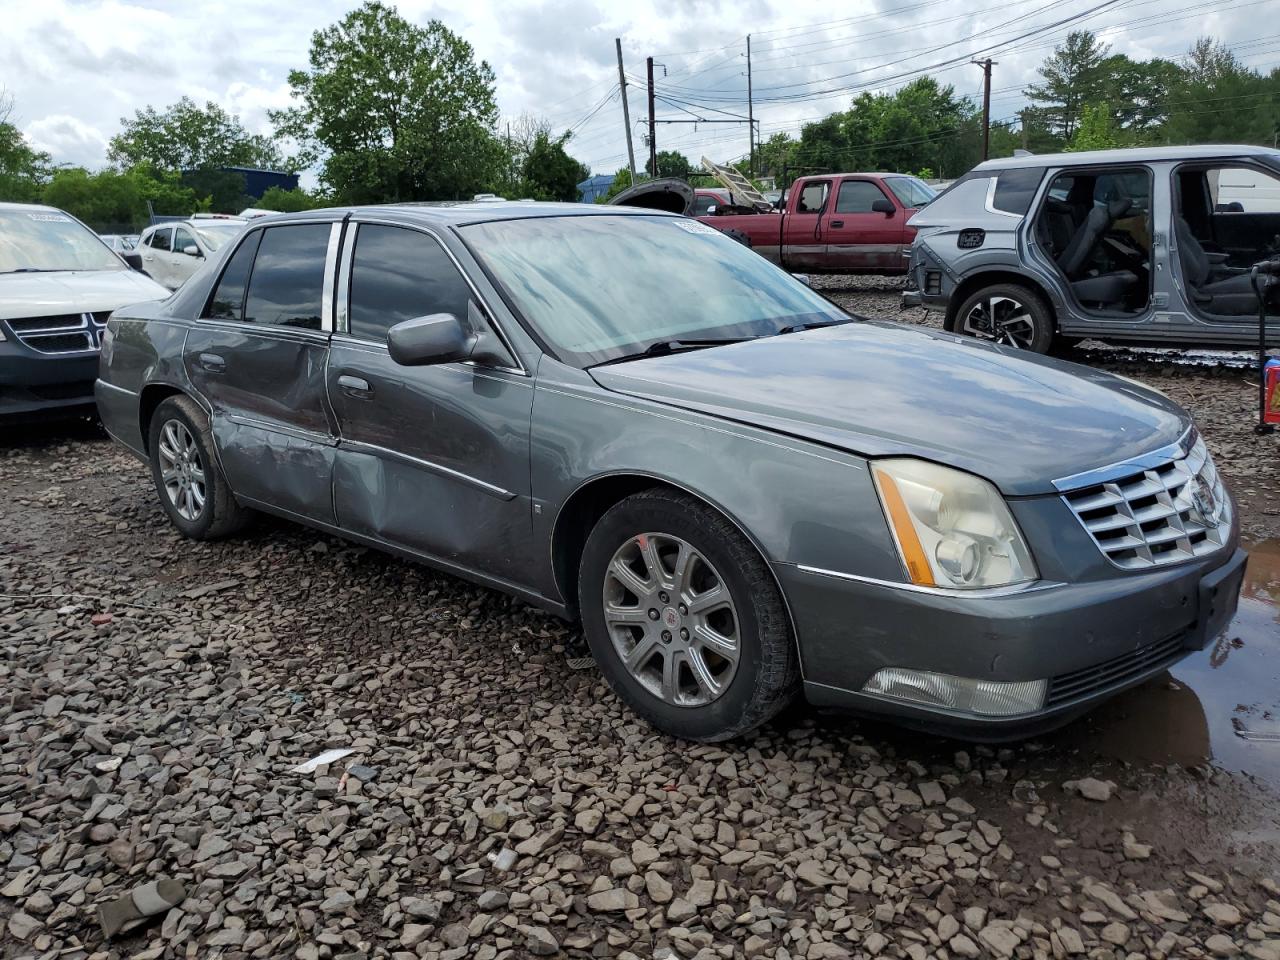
[387,313,474,366]
[182,245,201,257]
[121,251,144,271]
[872,198,896,216]
[791,273,811,287]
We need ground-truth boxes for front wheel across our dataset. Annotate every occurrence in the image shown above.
[954,283,1055,353]
[578,489,799,741]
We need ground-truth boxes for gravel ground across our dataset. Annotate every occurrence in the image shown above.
[3,281,1280,960]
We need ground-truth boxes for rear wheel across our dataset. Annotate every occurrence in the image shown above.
[148,395,249,540]
[954,283,1055,353]
[578,489,799,741]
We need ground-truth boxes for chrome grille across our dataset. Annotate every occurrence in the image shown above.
[6,312,107,354]
[1063,435,1229,570]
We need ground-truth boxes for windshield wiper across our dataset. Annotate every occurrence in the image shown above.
[0,268,60,274]
[593,337,751,367]
[775,319,853,335]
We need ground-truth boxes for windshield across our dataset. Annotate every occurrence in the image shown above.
[884,177,937,209]
[0,209,125,274]
[463,215,848,366]
[194,223,245,251]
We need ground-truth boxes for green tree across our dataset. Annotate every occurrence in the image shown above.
[598,166,633,203]
[257,185,323,212]
[1162,39,1279,145]
[40,166,202,232]
[0,94,51,202]
[1071,103,1121,151]
[646,150,691,179]
[755,132,797,178]
[519,131,588,201]
[108,97,283,171]
[1025,31,1111,139]
[273,1,505,203]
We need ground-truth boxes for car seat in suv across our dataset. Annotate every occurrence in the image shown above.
[1057,198,1138,307]
[1174,218,1258,315]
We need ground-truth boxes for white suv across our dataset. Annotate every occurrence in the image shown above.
[138,217,248,290]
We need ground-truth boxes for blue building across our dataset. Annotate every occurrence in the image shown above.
[577,173,615,203]
[222,167,300,198]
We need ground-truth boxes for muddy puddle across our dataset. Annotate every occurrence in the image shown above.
[1059,539,1280,787]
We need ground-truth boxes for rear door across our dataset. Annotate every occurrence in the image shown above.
[783,178,832,270]
[184,221,340,523]
[327,221,534,582]
[825,179,906,271]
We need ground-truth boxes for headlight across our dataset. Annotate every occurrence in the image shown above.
[871,458,1037,589]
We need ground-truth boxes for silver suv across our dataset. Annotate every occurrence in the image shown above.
[903,145,1280,352]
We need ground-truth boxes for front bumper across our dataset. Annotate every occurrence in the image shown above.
[0,340,99,421]
[781,545,1246,738]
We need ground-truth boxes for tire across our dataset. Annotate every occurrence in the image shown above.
[578,488,799,742]
[148,395,249,540]
[953,282,1055,354]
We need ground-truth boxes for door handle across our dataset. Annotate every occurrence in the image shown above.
[830,220,844,228]
[198,352,226,373]
[143,255,154,261]
[338,374,373,399]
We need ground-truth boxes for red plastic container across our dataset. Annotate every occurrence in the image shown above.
[1267,359,1280,425]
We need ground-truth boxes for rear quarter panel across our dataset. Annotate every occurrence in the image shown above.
[97,303,194,456]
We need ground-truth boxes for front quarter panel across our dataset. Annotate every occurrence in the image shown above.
[530,360,905,604]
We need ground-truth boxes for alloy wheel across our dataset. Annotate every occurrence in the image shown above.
[602,532,741,707]
[961,295,1037,348]
[157,419,207,521]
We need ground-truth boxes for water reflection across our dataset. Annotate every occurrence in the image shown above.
[1068,539,1280,785]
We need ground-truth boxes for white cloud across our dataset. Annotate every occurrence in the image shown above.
[25,115,108,165]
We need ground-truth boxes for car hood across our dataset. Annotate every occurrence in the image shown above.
[608,178,695,215]
[0,269,169,321]
[588,322,1191,496]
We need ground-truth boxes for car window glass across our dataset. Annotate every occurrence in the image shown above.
[992,168,1046,215]
[1095,172,1150,212]
[836,180,888,213]
[242,224,330,330]
[796,181,829,213]
[205,231,263,321]
[347,225,475,341]
[884,176,936,208]
[174,227,197,255]
[692,195,718,215]
[149,228,172,252]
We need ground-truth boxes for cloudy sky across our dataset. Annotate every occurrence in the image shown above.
[2,0,1274,182]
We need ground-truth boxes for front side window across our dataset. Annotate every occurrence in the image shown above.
[174,227,198,256]
[884,176,937,209]
[148,228,172,253]
[242,224,330,330]
[195,223,244,252]
[347,224,474,340]
[0,209,126,273]
[796,181,830,213]
[462,214,847,367]
[836,180,890,213]
[205,230,262,321]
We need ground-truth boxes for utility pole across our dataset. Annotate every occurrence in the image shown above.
[973,58,994,161]
[746,35,755,177]
[1020,108,1029,151]
[615,39,637,185]
[646,56,658,178]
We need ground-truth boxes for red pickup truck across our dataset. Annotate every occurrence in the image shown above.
[611,173,936,274]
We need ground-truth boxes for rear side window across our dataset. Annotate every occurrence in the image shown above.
[347,225,474,341]
[992,168,1046,215]
[206,231,262,321]
[243,224,330,330]
[836,180,889,213]
[148,228,172,252]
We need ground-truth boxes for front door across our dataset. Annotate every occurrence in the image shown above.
[783,179,832,270]
[184,221,340,524]
[327,222,534,582]
[825,179,906,270]
[140,226,176,288]
[170,225,206,288]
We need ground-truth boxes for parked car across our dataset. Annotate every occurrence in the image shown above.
[97,203,1244,741]
[137,217,248,290]
[100,233,139,254]
[903,144,1280,352]
[612,173,936,273]
[0,203,168,422]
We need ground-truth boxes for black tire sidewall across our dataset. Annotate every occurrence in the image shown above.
[956,283,1055,354]
[148,399,218,539]
[579,495,771,741]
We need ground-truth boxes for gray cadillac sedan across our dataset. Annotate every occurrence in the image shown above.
[96,202,1246,742]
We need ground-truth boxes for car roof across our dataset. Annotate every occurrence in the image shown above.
[222,200,680,229]
[0,201,66,214]
[976,144,1280,171]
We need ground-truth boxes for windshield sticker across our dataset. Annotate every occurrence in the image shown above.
[671,219,719,235]
[27,213,71,222]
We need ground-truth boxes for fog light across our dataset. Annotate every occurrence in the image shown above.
[862,668,1047,716]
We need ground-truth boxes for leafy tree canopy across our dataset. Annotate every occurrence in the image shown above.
[108,97,283,172]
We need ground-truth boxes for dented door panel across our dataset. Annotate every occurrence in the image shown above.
[328,337,535,579]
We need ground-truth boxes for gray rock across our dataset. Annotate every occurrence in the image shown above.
[527,926,559,956]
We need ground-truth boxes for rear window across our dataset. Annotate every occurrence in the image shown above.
[992,167,1046,215]
[242,224,330,330]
